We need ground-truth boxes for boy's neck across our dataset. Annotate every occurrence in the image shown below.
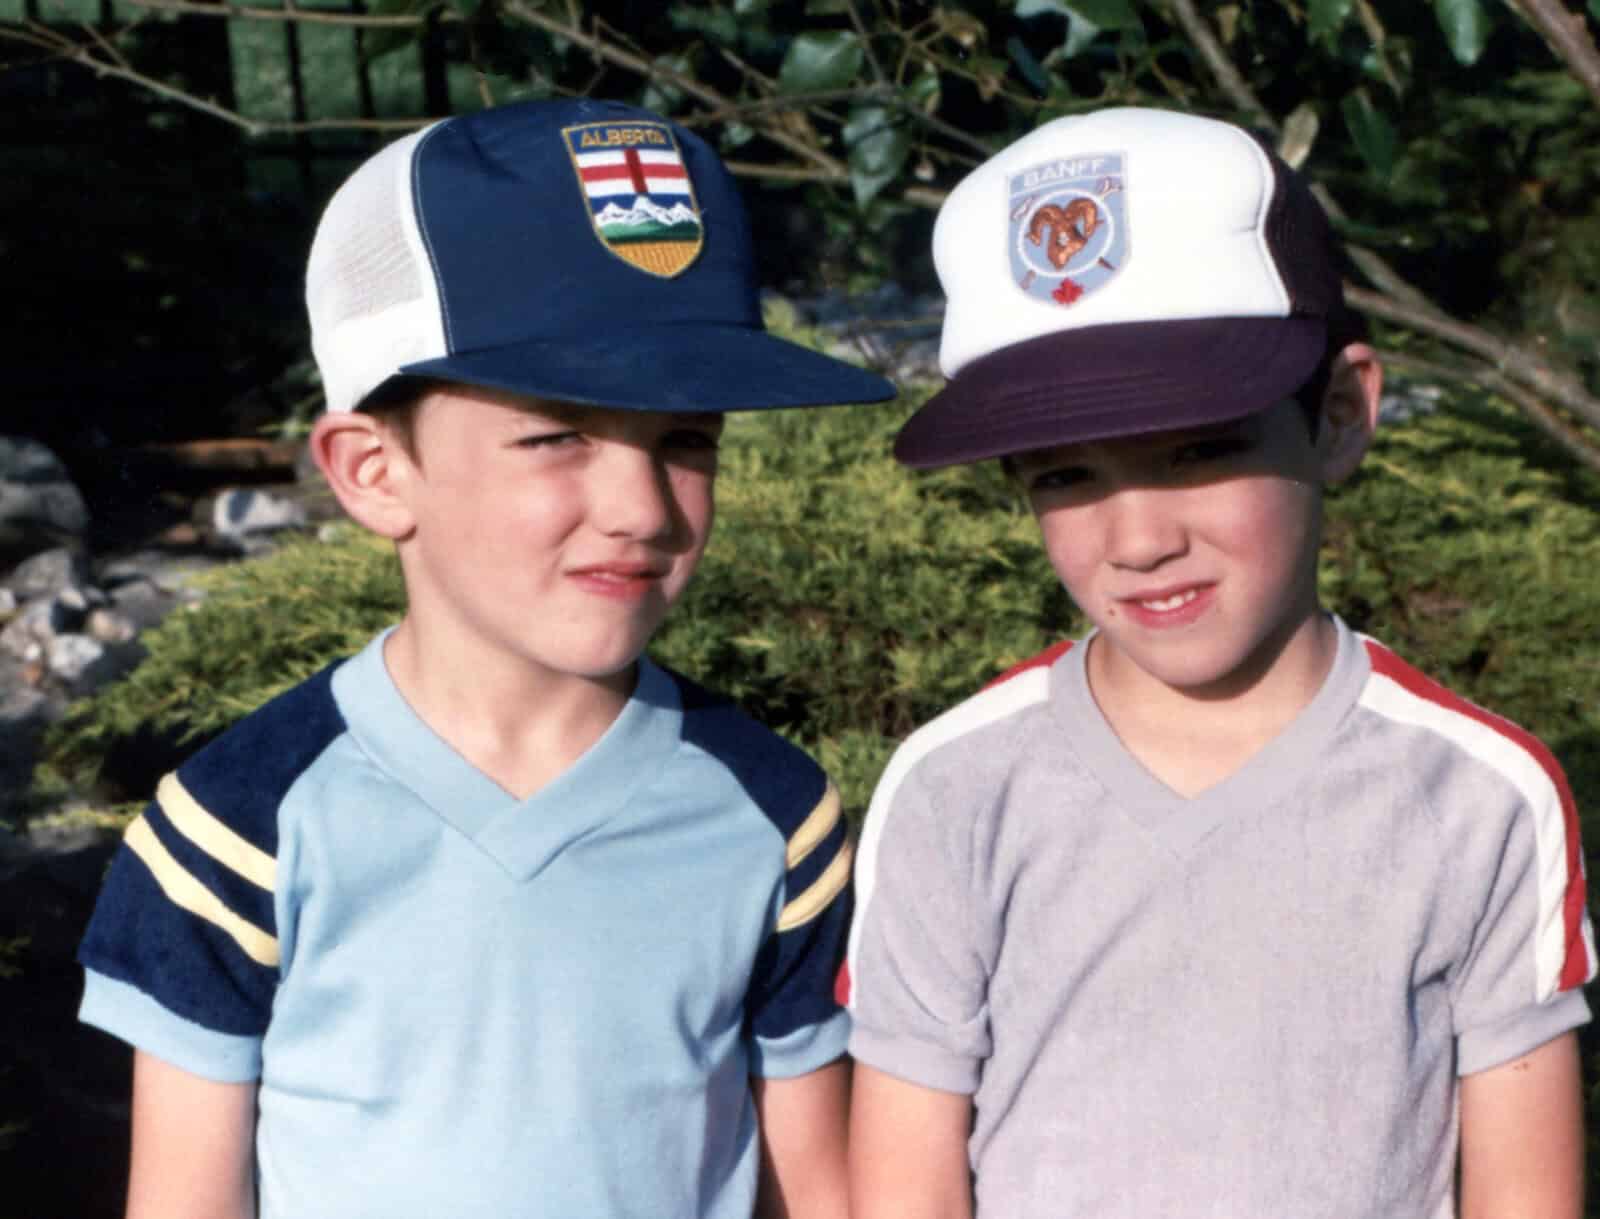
[1084,611,1339,799]
[381,619,636,802]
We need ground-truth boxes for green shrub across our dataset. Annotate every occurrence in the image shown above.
[37,369,1600,836]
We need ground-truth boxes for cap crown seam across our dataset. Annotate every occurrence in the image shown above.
[410,121,454,354]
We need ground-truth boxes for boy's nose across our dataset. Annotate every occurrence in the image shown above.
[592,447,677,542]
[1100,487,1186,570]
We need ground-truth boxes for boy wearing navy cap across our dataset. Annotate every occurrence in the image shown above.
[845,107,1593,1218]
[78,99,893,1219]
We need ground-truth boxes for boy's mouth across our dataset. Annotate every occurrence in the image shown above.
[566,562,671,596]
[1115,583,1214,628]
[1137,588,1200,612]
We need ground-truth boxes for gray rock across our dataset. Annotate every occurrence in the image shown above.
[0,587,15,621]
[0,666,59,823]
[54,582,102,615]
[45,634,107,687]
[0,437,90,561]
[0,598,57,661]
[212,487,308,548]
[1379,382,1443,425]
[85,607,138,645]
[793,285,943,385]
[7,547,91,600]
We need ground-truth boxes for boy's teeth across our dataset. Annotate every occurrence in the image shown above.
[1141,589,1198,612]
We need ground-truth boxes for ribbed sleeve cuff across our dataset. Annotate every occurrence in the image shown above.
[748,1009,851,1079]
[1457,989,1591,1076]
[80,970,262,1083]
[848,1023,980,1095]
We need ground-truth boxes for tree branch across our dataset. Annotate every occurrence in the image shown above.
[1380,349,1600,473]
[1346,285,1600,432]
[1502,0,1600,111]
[1164,0,1600,450]
[503,0,849,179]
[0,23,431,133]
[1161,0,1269,124]
[119,0,427,28]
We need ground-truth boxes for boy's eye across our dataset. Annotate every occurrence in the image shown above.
[1027,465,1093,492]
[515,430,582,449]
[1172,435,1252,466]
[663,427,721,452]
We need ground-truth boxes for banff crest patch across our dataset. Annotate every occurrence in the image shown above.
[564,120,704,277]
[1008,151,1128,306]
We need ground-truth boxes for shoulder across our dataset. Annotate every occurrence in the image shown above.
[1354,635,1591,996]
[881,639,1072,801]
[1354,635,1570,803]
[663,665,830,837]
[167,660,352,850]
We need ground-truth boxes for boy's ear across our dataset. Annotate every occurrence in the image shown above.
[1317,341,1383,484]
[308,411,418,540]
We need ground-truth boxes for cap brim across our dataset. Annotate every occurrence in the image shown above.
[398,323,895,413]
[894,316,1327,468]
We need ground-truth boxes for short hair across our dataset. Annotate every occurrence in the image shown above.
[356,376,442,460]
[1292,305,1370,441]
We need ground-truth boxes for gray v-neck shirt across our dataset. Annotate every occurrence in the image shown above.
[848,618,1592,1218]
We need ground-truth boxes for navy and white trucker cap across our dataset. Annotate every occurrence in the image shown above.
[894,107,1350,468]
[306,98,895,414]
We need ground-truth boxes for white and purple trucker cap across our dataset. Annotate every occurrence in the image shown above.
[894,107,1349,468]
[306,98,895,415]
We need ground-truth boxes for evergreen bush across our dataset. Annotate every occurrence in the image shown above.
[37,367,1600,836]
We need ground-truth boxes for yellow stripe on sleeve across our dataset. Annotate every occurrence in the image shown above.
[157,772,277,892]
[124,816,281,968]
[785,783,842,869]
[777,837,854,933]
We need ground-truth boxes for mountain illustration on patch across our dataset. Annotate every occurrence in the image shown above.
[593,197,702,244]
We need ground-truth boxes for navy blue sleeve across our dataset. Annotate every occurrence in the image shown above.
[674,676,852,1063]
[78,664,347,1062]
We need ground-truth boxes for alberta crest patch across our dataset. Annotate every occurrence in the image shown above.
[564,120,704,277]
[1008,151,1127,307]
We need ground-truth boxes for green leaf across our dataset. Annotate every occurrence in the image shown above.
[1340,90,1397,180]
[1006,35,1051,93]
[778,30,865,94]
[720,122,756,150]
[843,105,911,207]
[1016,0,1139,55]
[1019,0,1139,27]
[906,69,941,114]
[670,5,741,47]
[1307,0,1353,44]
[1058,0,1140,29]
[1062,12,1103,58]
[1277,102,1320,170]
[1590,0,1600,23]
[641,53,693,113]
[1433,0,1491,65]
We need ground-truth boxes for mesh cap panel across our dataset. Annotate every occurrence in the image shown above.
[305,127,446,412]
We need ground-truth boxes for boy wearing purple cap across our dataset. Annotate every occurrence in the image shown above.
[845,107,1592,1219]
[77,99,892,1219]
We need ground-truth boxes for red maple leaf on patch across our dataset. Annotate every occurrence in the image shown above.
[1052,277,1084,305]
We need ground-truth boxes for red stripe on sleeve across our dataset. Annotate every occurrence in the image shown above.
[983,640,1075,691]
[1364,640,1591,991]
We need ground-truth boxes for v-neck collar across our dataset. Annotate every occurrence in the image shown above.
[331,631,684,881]
[1048,616,1371,855]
